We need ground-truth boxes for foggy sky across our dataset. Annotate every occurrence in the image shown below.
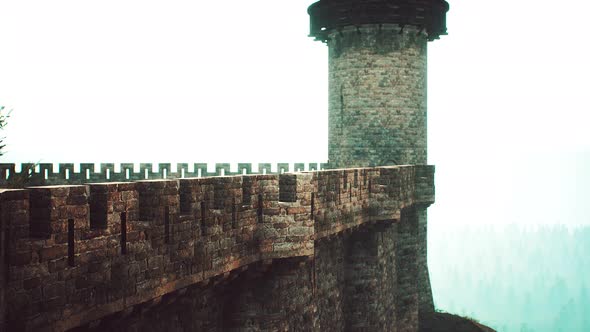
[0,0,588,226]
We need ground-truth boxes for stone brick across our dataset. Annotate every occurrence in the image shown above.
[39,245,68,262]
[23,277,41,290]
[327,25,427,168]
[9,251,33,266]
[2,164,435,332]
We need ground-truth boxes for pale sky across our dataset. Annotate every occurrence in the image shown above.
[0,0,589,226]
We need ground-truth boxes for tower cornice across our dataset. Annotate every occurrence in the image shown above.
[308,0,449,42]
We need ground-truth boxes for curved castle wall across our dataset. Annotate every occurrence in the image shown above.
[0,166,434,331]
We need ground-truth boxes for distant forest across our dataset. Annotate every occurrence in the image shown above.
[429,224,590,332]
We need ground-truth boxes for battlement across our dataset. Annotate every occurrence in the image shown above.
[0,165,434,331]
[0,162,329,186]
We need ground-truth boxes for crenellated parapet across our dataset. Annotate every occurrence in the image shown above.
[0,165,433,331]
[0,162,330,186]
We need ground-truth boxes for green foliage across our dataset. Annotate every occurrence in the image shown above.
[0,106,41,188]
[0,105,10,156]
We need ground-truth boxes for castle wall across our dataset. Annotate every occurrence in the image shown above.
[0,163,328,187]
[417,207,434,313]
[0,165,434,331]
[344,227,396,331]
[315,237,346,331]
[71,281,227,332]
[396,207,420,331]
[72,258,318,332]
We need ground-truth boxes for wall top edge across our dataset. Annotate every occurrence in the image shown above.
[0,164,435,190]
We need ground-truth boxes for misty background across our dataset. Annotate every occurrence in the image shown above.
[1,1,589,330]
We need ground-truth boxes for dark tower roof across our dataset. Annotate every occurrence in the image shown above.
[308,0,449,42]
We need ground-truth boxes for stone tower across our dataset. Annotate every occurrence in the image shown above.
[308,0,449,317]
[308,0,449,168]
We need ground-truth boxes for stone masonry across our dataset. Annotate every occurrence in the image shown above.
[0,165,434,331]
[308,0,448,325]
[0,0,448,331]
[327,24,428,168]
[0,163,330,187]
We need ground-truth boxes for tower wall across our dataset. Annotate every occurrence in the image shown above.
[328,24,428,168]
[417,206,434,313]
[310,0,449,322]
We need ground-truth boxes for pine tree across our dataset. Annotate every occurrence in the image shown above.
[0,105,9,156]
